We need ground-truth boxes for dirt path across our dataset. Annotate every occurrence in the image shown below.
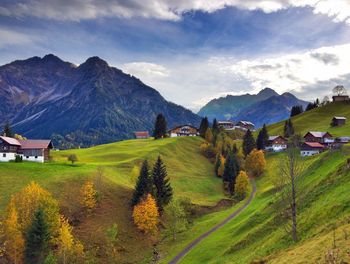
[168,180,257,264]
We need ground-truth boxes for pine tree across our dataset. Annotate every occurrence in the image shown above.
[3,122,13,137]
[132,160,154,206]
[290,105,303,117]
[205,128,213,143]
[199,117,209,137]
[152,156,173,211]
[222,153,240,195]
[154,114,167,139]
[242,129,256,156]
[288,119,294,137]
[284,119,295,138]
[25,209,50,263]
[212,119,219,133]
[256,124,269,150]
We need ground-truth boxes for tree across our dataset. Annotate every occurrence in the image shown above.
[57,216,74,264]
[105,223,118,259]
[333,85,347,96]
[283,119,294,138]
[164,200,188,240]
[322,96,330,105]
[290,105,303,117]
[222,153,240,195]
[234,171,249,200]
[154,114,167,139]
[205,128,213,143]
[217,155,226,177]
[67,154,78,165]
[132,160,154,206]
[256,124,269,150]
[212,118,219,133]
[25,209,50,263]
[199,117,209,137]
[3,199,25,264]
[273,148,305,242]
[80,181,97,213]
[132,194,159,235]
[245,149,266,177]
[3,122,13,137]
[243,129,256,156]
[152,156,173,211]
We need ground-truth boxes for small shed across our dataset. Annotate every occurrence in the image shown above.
[134,131,150,139]
[331,116,346,126]
[332,95,349,102]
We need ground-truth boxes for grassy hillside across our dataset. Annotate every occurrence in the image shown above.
[267,101,350,137]
[0,137,224,263]
[161,148,350,263]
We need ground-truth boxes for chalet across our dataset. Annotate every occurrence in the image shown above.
[332,95,349,102]
[217,121,234,130]
[0,136,53,163]
[300,142,325,157]
[336,136,350,144]
[266,136,288,152]
[236,121,255,131]
[331,116,346,126]
[134,131,150,139]
[303,131,334,145]
[169,125,199,137]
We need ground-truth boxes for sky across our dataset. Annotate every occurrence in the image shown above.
[1,1,350,112]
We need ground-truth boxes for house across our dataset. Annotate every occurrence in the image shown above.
[169,125,199,137]
[331,116,346,126]
[0,136,53,163]
[336,136,350,144]
[300,142,325,157]
[332,95,349,102]
[217,121,234,130]
[266,136,288,152]
[134,131,150,139]
[303,131,333,145]
[236,121,255,131]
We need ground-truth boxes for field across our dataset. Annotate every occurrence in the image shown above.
[0,137,224,263]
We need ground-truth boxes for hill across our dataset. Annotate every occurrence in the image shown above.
[198,88,308,127]
[267,101,350,137]
[0,55,200,148]
[0,137,224,263]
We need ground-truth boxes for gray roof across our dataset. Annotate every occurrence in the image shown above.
[333,116,347,120]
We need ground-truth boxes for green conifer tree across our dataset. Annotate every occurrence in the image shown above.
[199,117,209,137]
[243,129,256,156]
[222,153,240,195]
[256,124,269,150]
[132,160,154,206]
[3,122,13,137]
[154,114,167,139]
[152,156,173,211]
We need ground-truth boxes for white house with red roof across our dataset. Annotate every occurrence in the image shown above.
[0,136,53,163]
[300,142,325,157]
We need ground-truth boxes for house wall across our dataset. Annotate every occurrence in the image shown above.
[0,152,17,162]
[301,150,320,157]
[333,119,346,126]
[22,155,44,163]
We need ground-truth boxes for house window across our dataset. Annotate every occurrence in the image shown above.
[26,156,29,159]
[3,153,6,157]
[35,156,38,159]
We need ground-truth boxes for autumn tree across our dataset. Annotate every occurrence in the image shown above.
[256,124,269,150]
[154,114,167,139]
[245,149,266,177]
[217,155,226,177]
[132,194,159,235]
[57,216,73,264]
[67,154,78,165]
[243,129,256,156]
[80,181,97,213]
[3,198,25,264]
[234,171,249,200]
[164,200,187,240]
[25,209,50,263]
[214,153,221,177]
[205,128,214,144]
[132,160,154,206]
[199,117,209,137]
[152,156,173,211]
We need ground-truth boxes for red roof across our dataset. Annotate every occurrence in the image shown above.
[134,131,149,137]
[304,142,324,148]
[19,140,53,149]
[0,136,21,146]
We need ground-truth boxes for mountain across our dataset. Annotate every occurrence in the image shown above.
[198,88,309,127]
[0,55,201,148]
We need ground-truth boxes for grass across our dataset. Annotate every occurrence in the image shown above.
[0,137,224,263]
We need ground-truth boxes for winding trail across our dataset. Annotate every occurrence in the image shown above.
[168,180,257,264]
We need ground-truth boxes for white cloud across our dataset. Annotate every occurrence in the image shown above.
[0,28,39,47]
[1,0,350,24]
[120,44,350,112]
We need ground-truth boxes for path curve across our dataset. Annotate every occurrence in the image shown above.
[168,180,257,264]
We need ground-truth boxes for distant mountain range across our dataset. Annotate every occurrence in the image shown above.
[0,54,200,148]
[198,88,309,128]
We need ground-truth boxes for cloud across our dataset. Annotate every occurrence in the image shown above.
[310,52,339,65]
[123,62,170,79]
[1,0,350,24]
[0,28,40,48]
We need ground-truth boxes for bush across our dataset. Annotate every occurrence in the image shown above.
[67,154,78,164]
[15,155,23,163]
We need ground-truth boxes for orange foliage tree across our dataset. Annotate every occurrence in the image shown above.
[132,194,159,235]
[245,149,266,177]
[234,171,249,199]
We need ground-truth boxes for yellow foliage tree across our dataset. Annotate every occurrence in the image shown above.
[57,216,74,264]
[10,182,60,240]
[217,156,226,177]
[205,128,214,144]
[3,198,25,264]
[234,171,249,199]
[245,149,266,177]
[80,181,97,213]
[132,194,159,235]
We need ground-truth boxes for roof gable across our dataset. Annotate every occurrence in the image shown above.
[0,136,21,146]
[19,140,53,149]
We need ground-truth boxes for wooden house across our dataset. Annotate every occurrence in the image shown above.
[0,136,53,163]
[332,95,349,102]
[134,131,150,139]
[169,125,199,137]
[303,131,333,144]
[300,142,325,157]
[266,136,288,152]
[236,121,255,131]
[331,116,346,126]
[217,121,234,130]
